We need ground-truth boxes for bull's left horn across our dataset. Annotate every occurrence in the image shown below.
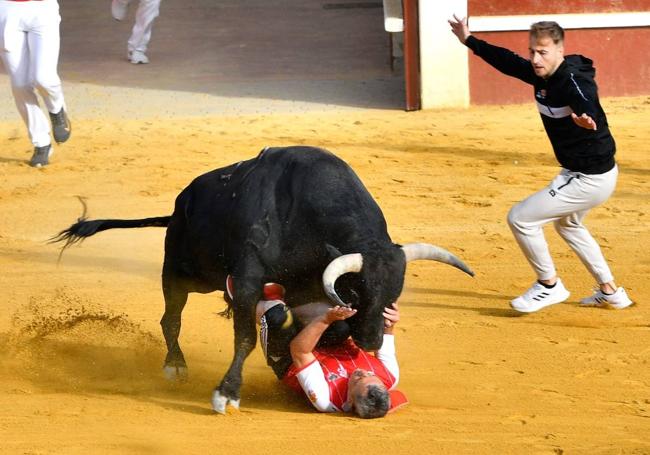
[322,253,363,307]
[401,243,474,277]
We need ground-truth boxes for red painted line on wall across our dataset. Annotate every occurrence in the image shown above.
[469,0,649,16]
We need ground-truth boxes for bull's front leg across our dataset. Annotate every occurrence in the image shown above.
[212,278,259,414]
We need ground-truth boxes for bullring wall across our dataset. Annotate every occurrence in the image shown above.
[419,0,650,107]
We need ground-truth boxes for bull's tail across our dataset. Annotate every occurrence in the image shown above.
[51,215,170,245]
[50,198,171,258]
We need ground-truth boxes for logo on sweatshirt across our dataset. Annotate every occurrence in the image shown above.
[536,89,547,99]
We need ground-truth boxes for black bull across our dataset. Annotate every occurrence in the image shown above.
[53,146,474,413]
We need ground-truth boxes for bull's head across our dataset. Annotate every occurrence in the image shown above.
[322,243,474,351]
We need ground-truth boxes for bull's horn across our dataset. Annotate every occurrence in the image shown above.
[322,253,363,307]
[401,243,474,277]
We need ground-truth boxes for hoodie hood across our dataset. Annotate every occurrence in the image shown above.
[564,54,595,78]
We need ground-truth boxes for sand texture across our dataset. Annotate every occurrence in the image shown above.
[0,95,649,454]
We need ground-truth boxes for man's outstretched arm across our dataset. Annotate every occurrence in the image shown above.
[449,14,536,84]
[289,306,356,369]
[375,302,400,386]
[290,306,357,412]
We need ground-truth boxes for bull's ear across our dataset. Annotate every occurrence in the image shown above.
[325,243,343,260]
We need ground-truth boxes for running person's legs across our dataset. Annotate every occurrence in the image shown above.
[28,2,64,118]
[507,166,620,311]
[127,0,160,63]
[0,2,51,148]
[0,1,65,165]
[553,209,613,284]
[111,0,131,22]
[28,2,69,145]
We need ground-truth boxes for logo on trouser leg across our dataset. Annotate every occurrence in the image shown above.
[281,309,293,330]
[549,189,556,197]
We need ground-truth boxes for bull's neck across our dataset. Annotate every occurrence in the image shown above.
[338,236,392,254]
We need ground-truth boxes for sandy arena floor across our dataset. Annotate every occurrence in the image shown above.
[0,94,648,454]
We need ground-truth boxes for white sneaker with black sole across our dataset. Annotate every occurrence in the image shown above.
[580,287,633,309]
[129,50,149,64]
[510,278,570,313]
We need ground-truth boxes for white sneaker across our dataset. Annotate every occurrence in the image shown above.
[510,278,570,313]
[580,287,633,309]
[111,0,128,21]
[129,50,149,64]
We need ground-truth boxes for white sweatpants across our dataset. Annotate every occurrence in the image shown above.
[0,0,65,147]
[507,165,618,284]
[115,0,160,53]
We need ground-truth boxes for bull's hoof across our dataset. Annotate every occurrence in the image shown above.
[211,390,240,414]
[163,364,188,382]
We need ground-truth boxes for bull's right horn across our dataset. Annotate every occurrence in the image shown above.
[401,242,474,277]
[322,253,363,307]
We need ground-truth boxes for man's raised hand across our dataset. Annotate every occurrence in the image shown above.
[383,302,400,334]
[325,306,357,324]
[448,14,470,44]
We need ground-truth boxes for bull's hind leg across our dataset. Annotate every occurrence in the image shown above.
[161,272,189,382]
[212,274,261,414]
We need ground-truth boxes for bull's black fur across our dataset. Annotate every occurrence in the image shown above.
[53,146,471,411]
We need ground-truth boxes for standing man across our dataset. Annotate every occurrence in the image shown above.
[0,0,71,167]
[111,0,160,64]
[448,16,633,312]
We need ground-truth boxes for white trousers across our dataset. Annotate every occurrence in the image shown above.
[116,0,160,53]
[507,165,618,284]
[0,0,65,147]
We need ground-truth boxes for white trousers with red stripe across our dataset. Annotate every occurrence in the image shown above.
[507,165,619,285]
[0,0,65,147]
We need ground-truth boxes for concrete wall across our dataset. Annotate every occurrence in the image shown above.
[418,0,469,108]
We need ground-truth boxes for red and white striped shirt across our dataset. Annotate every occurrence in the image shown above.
[282,335,402,412]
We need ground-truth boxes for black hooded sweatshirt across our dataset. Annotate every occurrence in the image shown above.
[465,35,616,174]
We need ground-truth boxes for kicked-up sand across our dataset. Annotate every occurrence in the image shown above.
[0,96,648,454]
